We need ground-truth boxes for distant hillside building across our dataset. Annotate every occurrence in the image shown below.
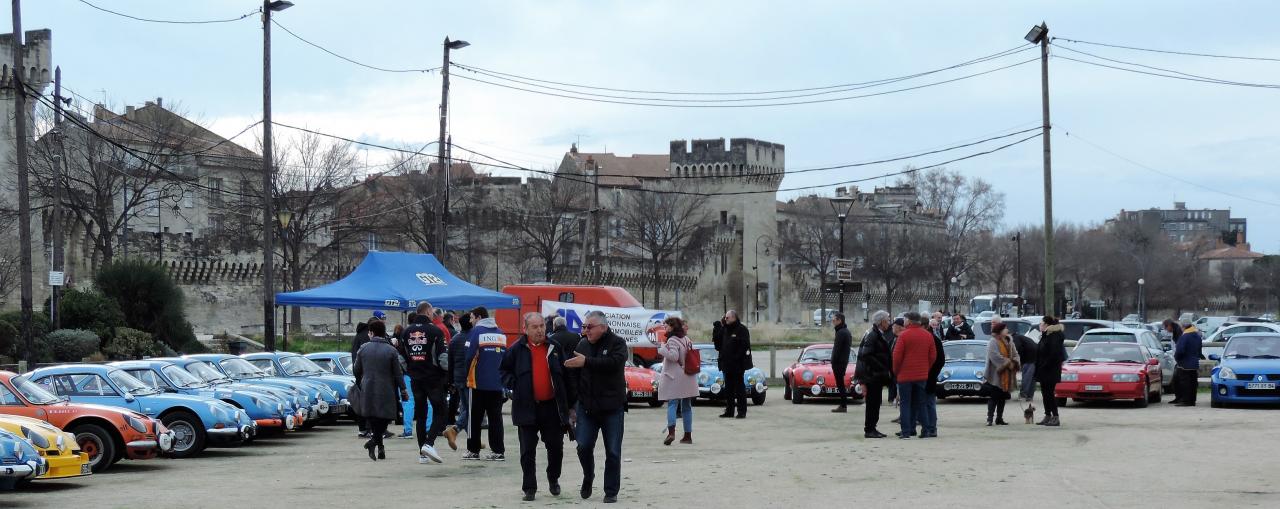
[1108,201,1247,246]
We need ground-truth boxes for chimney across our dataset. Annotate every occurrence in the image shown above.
[1174,201,1186,210]
[570,142,578,155]
[125,105,135,116]
[156,97,163,108]
[835,186,847,197]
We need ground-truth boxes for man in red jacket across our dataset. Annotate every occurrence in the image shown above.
[891,312,936,439]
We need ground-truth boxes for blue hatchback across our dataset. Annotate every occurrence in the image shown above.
[1210,332,1280,408]
[112,360,297,433]
[936,340,988,399]
[186,354,341,424]
[0,429,47,490]
[241,352,353,418]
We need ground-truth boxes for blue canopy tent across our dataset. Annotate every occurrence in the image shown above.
[276,251,519,311]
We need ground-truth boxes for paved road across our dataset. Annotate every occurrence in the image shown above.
[8,397,1279,508]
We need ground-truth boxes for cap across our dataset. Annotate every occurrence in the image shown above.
[892,317,906,327]
[372,310,386,319]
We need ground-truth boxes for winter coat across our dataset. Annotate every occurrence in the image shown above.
[1035,325,1068,384]
[945,321,976,341]
[1013,333,1038,365]
[353,337,405,420]
[1175,326,1203,369]
[892,324,937,383]
[398,315,449,388]
[925,333,946,395]
[568,329,628,413]
[984,335,1021,393]
[715,321,753,373]
[550,327,582,362]
[656,335,699,401]
[350,326,370,358]
[448,333,469,386]
[855,326,892,385]
[466,318,507,392]
[831,323,854,374]
[500,336,571,427]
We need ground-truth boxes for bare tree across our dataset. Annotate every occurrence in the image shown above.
[615,189,711,308]
[778,197,839,315]
[0,203,18,303]
[907,168,1005,312]
[1246,256,1280,315]
[506,179,584,282]
[851,219,928,314]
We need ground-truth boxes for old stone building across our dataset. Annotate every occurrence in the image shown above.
[0,29,52,310]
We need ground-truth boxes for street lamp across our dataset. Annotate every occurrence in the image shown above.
[1024,22,1055,321]
[1137,278,1146,322]
[1011,232,1023,314]
[261,0,294,352]
[752,235,773,324]
[435,36,470,260]
[829,193,857,314]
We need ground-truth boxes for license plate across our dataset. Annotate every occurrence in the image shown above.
[946,383,977,391]
[631,391,652,398]
[1246,382,1277,390]
[81,463,92,474]
[824,387,842,394]
[1084,385,1104,391]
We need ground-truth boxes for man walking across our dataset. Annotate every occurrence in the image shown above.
[892,312,936,439]
[714,310,752,419]
[855,311,892,438]
[447,313,471,435]
[399,303,458,463]
[830,313,854,413]
[465,307,507,461]
[564,310,627,504]
[1173,323,1203,407]
[501,312,571,501]
[1013,325,1038,402]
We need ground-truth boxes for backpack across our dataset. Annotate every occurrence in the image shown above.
[681,338,701,375]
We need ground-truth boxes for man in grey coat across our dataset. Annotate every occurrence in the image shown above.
[354,320,408,461]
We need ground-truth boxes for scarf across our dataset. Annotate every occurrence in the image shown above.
[997,337,1013,391]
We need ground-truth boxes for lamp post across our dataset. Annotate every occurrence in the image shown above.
[277,209,293,351]
[1024,22,1055,319]
[261,0,293,352]
[752,235,773,324]
[1137,278,1145,322]
[1011,232,1023,314]
[829,193,857,314]
[951,276,960,314]
[435,37,469,259]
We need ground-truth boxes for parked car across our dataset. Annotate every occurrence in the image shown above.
[781,343,862,404]
[658,344,766,405]
[25,365,252,458]
[305,352,353,376]
[0,428,48,490]
[1204,323,1280,344]
[1210,332,1280,408]
[623,360,661,407]
[241,352,353,418]
[973,319,1035,343]
[0,415,90,481]
[0,371,172,473]
[1078,328,1175,390]
[112,360,297,434]
[186,354,340,424]
[157,357,310,429]
[1194,316,1229,336]
[811,308,836,326]
[1055,342,1164,407]
[935,340,988,398]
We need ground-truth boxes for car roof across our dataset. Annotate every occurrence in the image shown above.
[945,339,988,346]
[1225,332,1280,340]
[1083,328,1141,335]
[804,344,835,349]
[1062,319,1116,325]
[29,364,115,376]
[185,353,234,361]
[110,360,176,370]
[304,352,349,359]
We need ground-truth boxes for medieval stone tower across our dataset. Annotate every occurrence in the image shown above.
[0,29,53,310]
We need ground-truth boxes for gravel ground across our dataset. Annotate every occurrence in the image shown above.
[7,396,1279,508]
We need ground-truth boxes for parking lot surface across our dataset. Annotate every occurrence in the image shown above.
[7,397,1279,508]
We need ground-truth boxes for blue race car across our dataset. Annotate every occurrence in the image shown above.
[156,357,310,430]
[658,344,767,405]
[25,365,252,458]
[112,360,298,433]
[1211,332,1280,408]
[304,352,353,376]
[0,429,47,490]
[186,354,341,424]
[241,352,353,418]
[936,340,988,399]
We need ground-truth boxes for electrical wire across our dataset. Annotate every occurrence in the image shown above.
[1053,45,1280,89]
[270,19,442,74]
[75,0,260,25]
[1054,55,1280,89]
[1054,37,1280,63]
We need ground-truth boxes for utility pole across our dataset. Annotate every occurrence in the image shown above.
[1025,22,1055,317]
[10,0,35,365]
[436,37,469,258]
[443,134,452,262]
[1013,231,1022,314]
[50,66,65,330]
[261,0,293,351]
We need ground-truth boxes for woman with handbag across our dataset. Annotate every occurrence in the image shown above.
[354,320,408,460]
[983,322,1020,426]
[656,316,698,445]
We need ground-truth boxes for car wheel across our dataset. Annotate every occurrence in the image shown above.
[1135,380,1149,408]
[1148,383,1162,404]
[71,423,117,473]
[1211,399,1223,408]
[161,410,207,458]
[783,378,792,401]
[792,388,805,405]
[751,392,767,406]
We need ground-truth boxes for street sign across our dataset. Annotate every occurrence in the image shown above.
[834,258,854,282]
[48,271,64,287]
[822,281,863,293]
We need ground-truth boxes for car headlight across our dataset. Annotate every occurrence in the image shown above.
[801,370,815,383]
[697,373,710,384]
[747,375,759,385]
[714,376,724,386]
[1112,373,1140,383]
[126,415,148,433]
[939,369,952,381]
[20,427,49,449]
[235,410,247,423]
[816,375,827,386]
[1218,366,1235,380]
[974,370,985,380]
[650,380,658,390]
[1062,373,1079,382]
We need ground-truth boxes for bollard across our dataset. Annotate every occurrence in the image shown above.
[769,344,777,379]
[17,360,27,374]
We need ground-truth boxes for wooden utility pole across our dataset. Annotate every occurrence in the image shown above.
[261,0,279,351]
[11,0,35,364]
[1038,25,1055,317]
[51,66,65,329]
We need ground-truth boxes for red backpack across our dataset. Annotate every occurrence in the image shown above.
[681,338,701,375]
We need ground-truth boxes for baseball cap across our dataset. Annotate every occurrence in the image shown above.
[372,310,386,319]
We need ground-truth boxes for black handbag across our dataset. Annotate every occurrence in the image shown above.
[348,382,364,416]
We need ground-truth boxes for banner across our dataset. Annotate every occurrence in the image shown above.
[540,301,682,347]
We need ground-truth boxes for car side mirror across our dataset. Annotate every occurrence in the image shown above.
[1208,354,1221,361]
[123,393,135,402]
[1147,358,1159,366]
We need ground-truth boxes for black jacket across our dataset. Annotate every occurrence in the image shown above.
[925,334,945,395]
[568,329,628,413]
[500,336,571,427]
[350,327,370,359]
[831,323,853,372]
[944,321,975,341]
[715,321,752,373]
[1035,329,1068,384]
[448,332,469,386]
[550,327,581,363]
[1013,333,1038,365]
[397,316,449,388]
[855,326,892,385]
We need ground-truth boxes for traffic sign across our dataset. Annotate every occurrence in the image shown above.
[822,281,863,293]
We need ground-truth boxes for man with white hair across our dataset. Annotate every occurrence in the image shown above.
[855,310,893,438]
[564,310,627,503]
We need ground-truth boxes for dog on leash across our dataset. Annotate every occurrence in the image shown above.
[1023,403,1037,424]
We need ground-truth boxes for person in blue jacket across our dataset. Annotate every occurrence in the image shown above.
[1173,323,1203,407]
[464,306,507,461]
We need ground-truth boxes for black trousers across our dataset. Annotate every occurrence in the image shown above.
[411,379,448,448]
[517,400,564,493]
[468,389,506,454]
[887,376,898,402]
[366,417,389,448]
[833,365,850,406]
[863,382,884,433]
[722,369,747,416]
[446,385,460,426]
[987,395,1007,420]
[1040,381,1059,416]
[1174,368,1198,404]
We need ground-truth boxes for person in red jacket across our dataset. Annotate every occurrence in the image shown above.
[891,312,937,439]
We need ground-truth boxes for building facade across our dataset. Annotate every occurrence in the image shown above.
[1109,201,1248,246]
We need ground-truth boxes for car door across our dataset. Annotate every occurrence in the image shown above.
[1142,332,1174,383]
[1141,346,1161,390]
[0,382,40,420]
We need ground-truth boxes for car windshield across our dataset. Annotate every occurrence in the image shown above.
[312,359,335,373]
[799,347,855,363]
[696,348,719,365]
[339,356,353,374]
[108,369,160,395]
[1079,333,1137,344]
[186,362,233,383]
[1224,336,1280,359]
[944,343,986,361]
[161,365,208,388]
[1069,343,1144,363]
[221,358,268,378]
[11,376,61,404]
[280,355,328,376]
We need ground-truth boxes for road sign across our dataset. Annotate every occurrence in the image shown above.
[822,281,863,293]
[48,271,64,287]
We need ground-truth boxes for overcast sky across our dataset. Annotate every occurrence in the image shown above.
[22,0,1280,252]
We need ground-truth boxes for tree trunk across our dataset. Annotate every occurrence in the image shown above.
[652,256,661,308]
[290,254,303,329]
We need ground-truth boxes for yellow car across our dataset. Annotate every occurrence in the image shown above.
[0,415,91,480]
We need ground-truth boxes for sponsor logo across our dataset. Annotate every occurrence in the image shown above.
[477,333,506,347]
[384,299,401,307]
[416,273,446,286]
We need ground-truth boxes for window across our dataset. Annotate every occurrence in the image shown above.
[0,384,20,405]
[182,190,194,208]
[126,370,162,389]
[720,211,728,225]
[209,214,225,232]
[39,374,120,397]
[558,292,575,303]
[207,178,224,207]
[248,359,277,375]
[240,179,252,197]
[367,232,379,251]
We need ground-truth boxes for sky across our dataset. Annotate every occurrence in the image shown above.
[19,0,1280,253]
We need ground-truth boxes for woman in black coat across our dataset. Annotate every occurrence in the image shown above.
[354,320,407,460]
[1034,316,1068,427]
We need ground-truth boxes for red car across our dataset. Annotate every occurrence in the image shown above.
[782,344,863,404]
[1056,342,1164,407]
[624,360,661,407]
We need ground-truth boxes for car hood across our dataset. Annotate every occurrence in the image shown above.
[1219,358,1280,373]
[1062,362,1146,374]
[55,401,151,421]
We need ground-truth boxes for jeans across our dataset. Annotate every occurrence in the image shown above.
[1020,364,1037,400]
[666,398,692,432]
[915,393,937,434]
[401,375,415,435]
[411,379,447,448]
[455,387,471,433]
[722,369,747,416]
[468,389,505,454]
[576,404,624,497]
[1041,381,1059,416]
[518,401,563,493]
[896,381,926,436]
[863,383,884,433]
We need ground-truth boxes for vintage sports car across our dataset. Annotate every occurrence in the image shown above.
[186,354,340,424]
[305,352,353,376]
[157,358,309,429]
[0,415,90,481]
[624,360,661,407]
[935,340,987,398]
[1055,342,1163,407]
[653,344,767,405]
[0,429,47,489]
[241,352,353,418]
[782,344,862,404]
[113,360,297,433]
[0,371,172,472]
[25,365,253,458]
[1210,332,1280,408]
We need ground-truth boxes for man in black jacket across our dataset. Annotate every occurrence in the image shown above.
[855,310,892,438]
[563,310,627,504]
[944,314,975,341]
[447,315,472,432]
[920,314,945,438]
[830,313,854,413]
[550,316,581,360]
[714,310,752,419]
[1013,327,1038,402]
[398,302,457,463]
[501,312,571,501]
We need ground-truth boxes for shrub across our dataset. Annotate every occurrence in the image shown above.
[44,329,100,362]
[0,320,15,358]
[58,289,126,341]
[102,327,162,360]
[95,259,200,352]
[0,311,52,361]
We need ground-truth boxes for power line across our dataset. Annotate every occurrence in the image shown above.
[1053,45,1280,89]
[75,0,260,25]
[270,19,442,74]
[1054,54,1280,89]
[1054,37,1280,63]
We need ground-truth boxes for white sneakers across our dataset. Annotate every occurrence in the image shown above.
[420,444,443,463]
